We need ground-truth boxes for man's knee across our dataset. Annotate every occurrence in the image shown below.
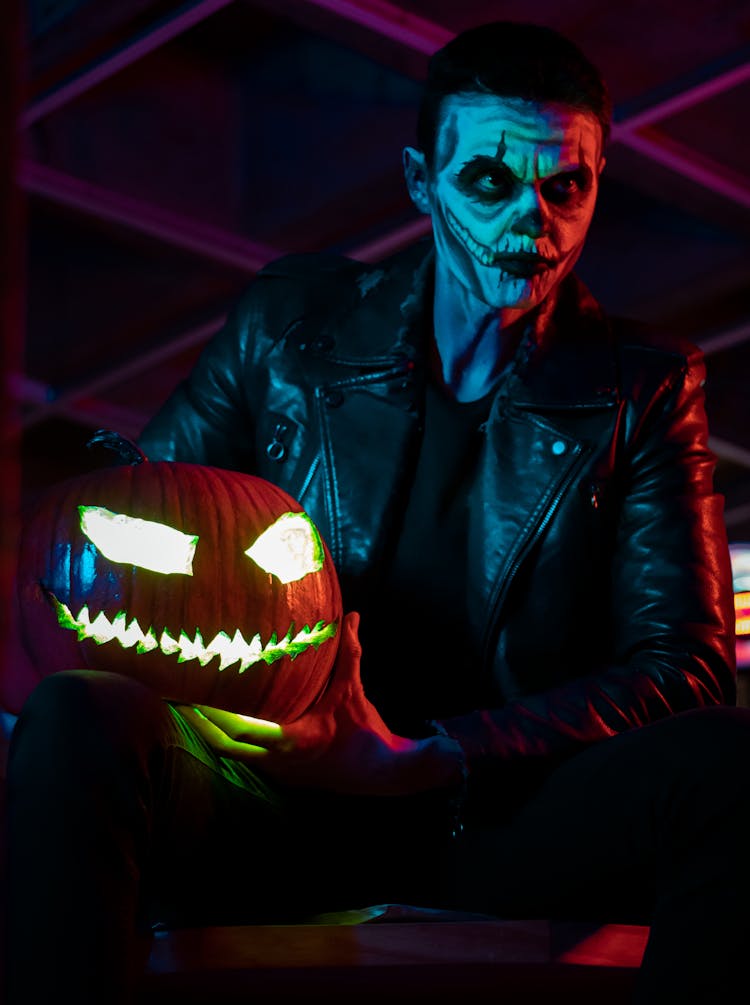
[8,670,167,777]
[655,704,750,765]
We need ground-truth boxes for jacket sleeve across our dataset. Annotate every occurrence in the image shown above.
[434,346,737,770]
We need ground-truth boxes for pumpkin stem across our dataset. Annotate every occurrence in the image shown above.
[87,429,148,465]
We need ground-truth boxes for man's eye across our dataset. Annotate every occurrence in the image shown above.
[456,165,511,203]
[543,173,584,204]
[475,171,507,194]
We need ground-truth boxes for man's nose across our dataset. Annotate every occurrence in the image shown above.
[510,186,547,238]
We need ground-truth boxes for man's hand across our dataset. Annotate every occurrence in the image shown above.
[177,612,464,796]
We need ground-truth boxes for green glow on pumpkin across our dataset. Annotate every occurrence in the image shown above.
[51,595,337,672]
[245,511,325,584]
[79,505,198,576]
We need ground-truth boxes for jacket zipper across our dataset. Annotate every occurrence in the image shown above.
[480,448,586,672]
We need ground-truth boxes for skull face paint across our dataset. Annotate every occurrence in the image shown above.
[406,95,605,313]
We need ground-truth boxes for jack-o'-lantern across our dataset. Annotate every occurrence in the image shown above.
[15,432,342,723]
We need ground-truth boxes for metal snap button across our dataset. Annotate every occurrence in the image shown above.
[313,336,335,353]
[265,422,288,462]
[324,389,344,408]
[266,440,286,462]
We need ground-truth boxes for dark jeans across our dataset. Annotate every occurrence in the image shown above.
[4,670,750,1004]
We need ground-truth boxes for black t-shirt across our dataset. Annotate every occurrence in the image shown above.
[358,378,494,737]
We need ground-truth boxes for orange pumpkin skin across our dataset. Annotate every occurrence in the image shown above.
[16,462,342,723]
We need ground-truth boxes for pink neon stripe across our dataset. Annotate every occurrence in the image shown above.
[349,215,431,262]
[21,0,237,127]
[620,129,750,208]
[19,314,226,431]
[301,0,452,54]
[614,61,750,134]
[18,161,280,270]
[11,373,148,435]
[709,437,750,470]
[699,322,750,356]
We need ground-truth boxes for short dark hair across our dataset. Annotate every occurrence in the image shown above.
[417,21,612,165]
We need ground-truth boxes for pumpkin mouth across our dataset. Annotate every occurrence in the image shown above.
[48,593,337,673]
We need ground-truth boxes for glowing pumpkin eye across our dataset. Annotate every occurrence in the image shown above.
[79,505,198,575]
[245,512,324,584]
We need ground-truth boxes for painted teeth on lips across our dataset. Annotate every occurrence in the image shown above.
[445,210,553,273]
[493,253,553,277]
[445,210,495,265]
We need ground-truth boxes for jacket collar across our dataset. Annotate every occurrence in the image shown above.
[321,239,620,408]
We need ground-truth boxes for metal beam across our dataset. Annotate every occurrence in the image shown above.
[22,0,238,127]
[294,3,750,211]
[295,0,451,53]
[614,127,750,210]
[19,156,432,270]
[611,60,750,135]
[19,161,280,272]
[699,321,750,357]
[9,374,148,438]
[348,215,431,262]
[16,212,435,433]
[17,314,226,431]
[21,0,452,128]
[710,436,750,471]
[20,0,750,219]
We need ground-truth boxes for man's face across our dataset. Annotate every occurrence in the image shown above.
[406,94,605,312]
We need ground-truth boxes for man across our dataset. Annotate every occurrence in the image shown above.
[6,20,749,1005]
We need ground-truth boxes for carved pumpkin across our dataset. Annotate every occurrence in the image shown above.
[15,439,342,723]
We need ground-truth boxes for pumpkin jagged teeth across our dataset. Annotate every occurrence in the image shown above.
[288,621,338,657]
[137,629,159,654]
[50,595,338,673]
[177,629,205,664]
[159,628,180,655]
[90,610,117,645]
[205,629,251,672]
[194,630,215,666]
[118,612,148,650]
[238,633,263,674]
[70,604,91,641]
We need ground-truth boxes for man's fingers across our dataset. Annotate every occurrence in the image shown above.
[179,705,271,757]
[194,705,285,744]
[342,610,362,655]
[326,610,363,693]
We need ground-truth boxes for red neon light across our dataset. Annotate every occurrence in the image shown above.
[736,591,750,636]
[731,586,747,635]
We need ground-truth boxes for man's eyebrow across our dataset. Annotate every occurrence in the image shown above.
[455,155,593,183]
[456,154,515,176]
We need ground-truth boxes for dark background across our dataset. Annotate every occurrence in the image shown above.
[6,0,750,593]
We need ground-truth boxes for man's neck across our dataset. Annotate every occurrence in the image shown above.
[432,259,533,402]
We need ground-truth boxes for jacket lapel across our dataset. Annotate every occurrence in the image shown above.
[466,277,622,651]
[300,243,621,633]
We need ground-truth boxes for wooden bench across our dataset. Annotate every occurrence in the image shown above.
[139,918,649,1004]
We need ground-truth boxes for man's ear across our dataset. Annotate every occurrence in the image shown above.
[403,147,432,215]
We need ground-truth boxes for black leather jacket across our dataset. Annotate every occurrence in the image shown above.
[139,240,736,772]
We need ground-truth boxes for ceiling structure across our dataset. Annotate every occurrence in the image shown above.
[11,0,750,549]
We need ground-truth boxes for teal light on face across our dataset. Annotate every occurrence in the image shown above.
[79,505,198,575]
[245,512,324,584]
